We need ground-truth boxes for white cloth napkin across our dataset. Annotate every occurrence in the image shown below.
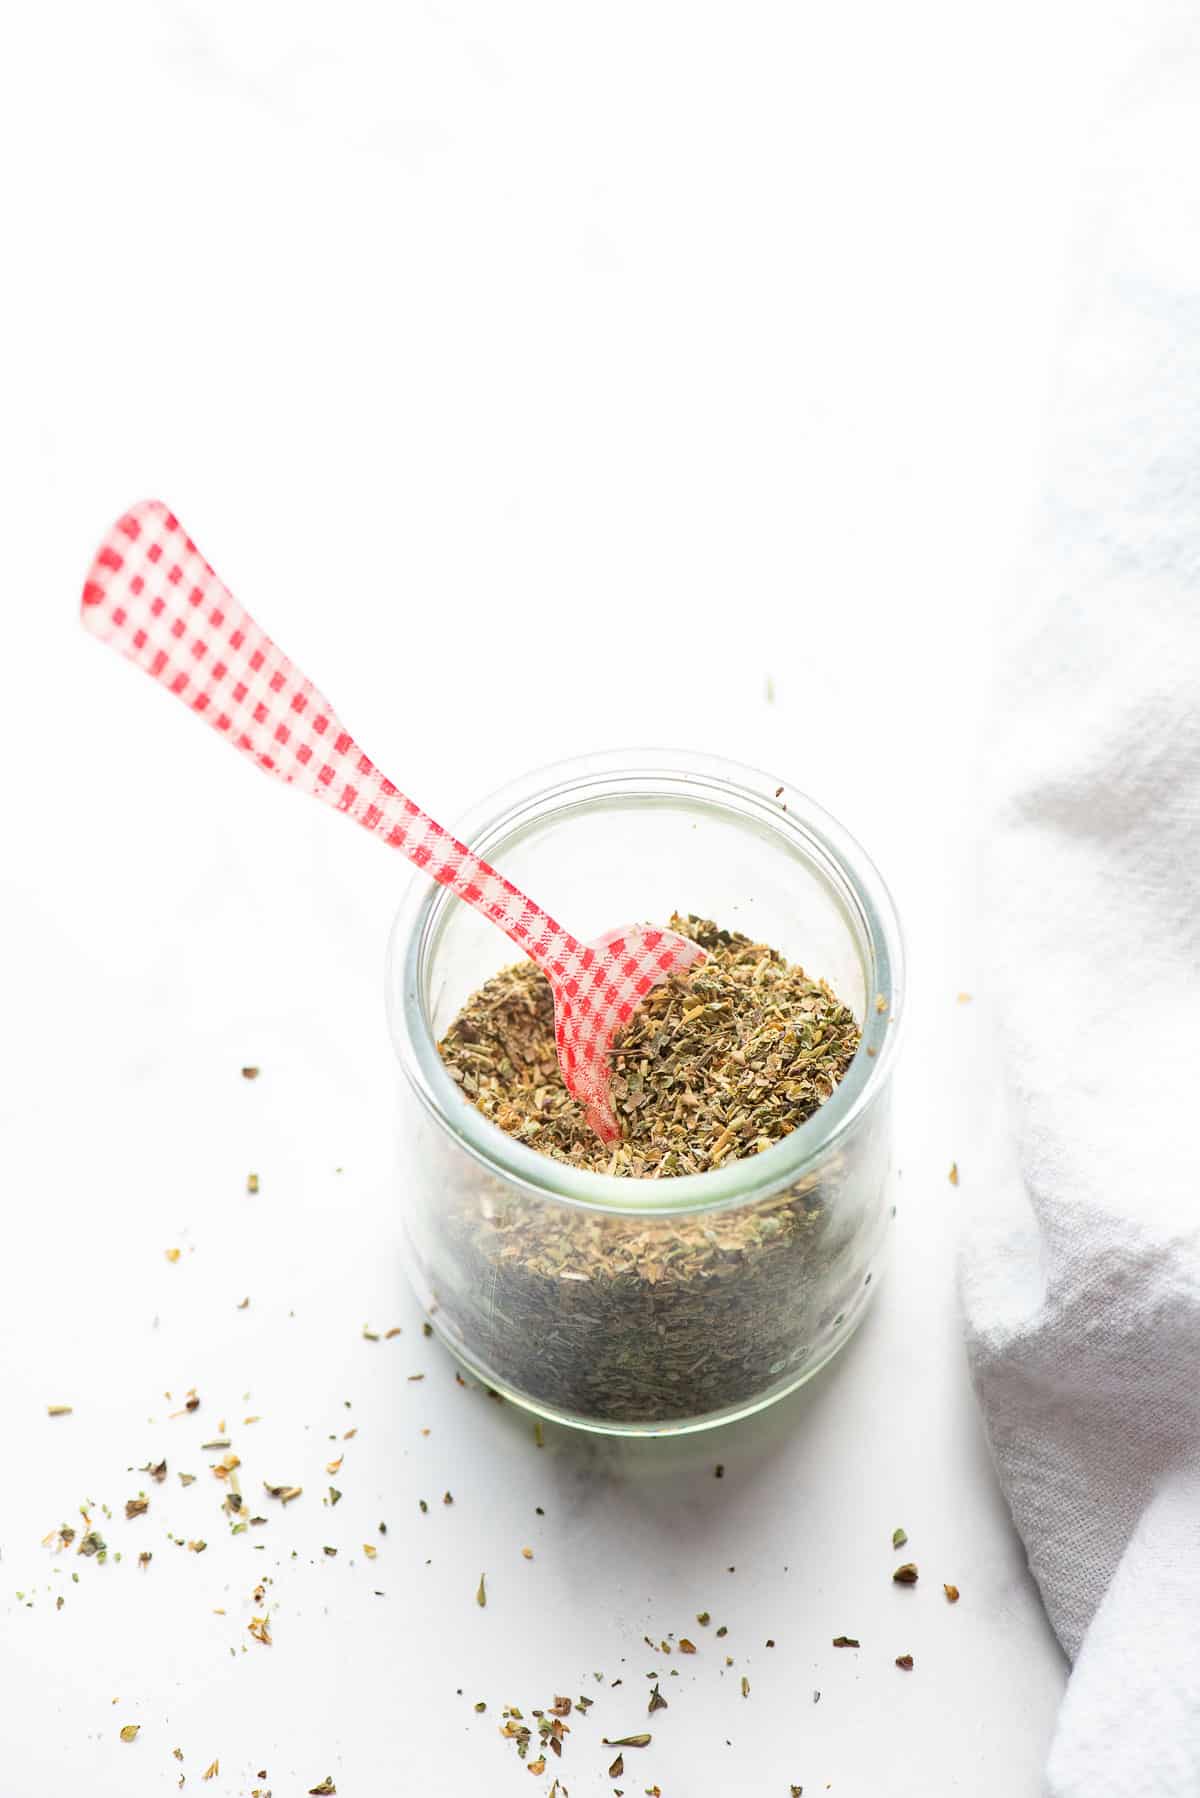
[960,22,1200,1798]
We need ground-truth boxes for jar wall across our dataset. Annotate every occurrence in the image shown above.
[395,1075,894,1432]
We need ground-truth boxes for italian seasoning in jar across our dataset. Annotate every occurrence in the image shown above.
[439,916,860,1177]
[433,916,872,1423]
[387,752,903,1435]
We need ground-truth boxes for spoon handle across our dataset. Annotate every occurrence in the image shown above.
[82,500,579,973]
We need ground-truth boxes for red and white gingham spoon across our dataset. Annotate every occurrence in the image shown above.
[81,500,704,1141]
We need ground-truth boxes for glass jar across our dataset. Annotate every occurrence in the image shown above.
[386,750,903,1436]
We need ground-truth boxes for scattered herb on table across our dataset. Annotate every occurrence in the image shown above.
[896,1653,914,1670]
[944,1583,960,1602]
[893,1563,918,1585]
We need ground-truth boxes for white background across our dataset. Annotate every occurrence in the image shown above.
[0,4,1139,1793]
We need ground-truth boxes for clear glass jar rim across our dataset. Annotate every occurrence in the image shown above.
[385,749,904,1217]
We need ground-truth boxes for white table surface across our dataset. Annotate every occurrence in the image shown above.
[2,3,1141,1791]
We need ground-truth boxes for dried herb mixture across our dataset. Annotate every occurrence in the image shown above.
[427,916,882,1425]
[439,914,860,1177]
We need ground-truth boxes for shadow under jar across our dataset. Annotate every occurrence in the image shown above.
[386,750,904,1437]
